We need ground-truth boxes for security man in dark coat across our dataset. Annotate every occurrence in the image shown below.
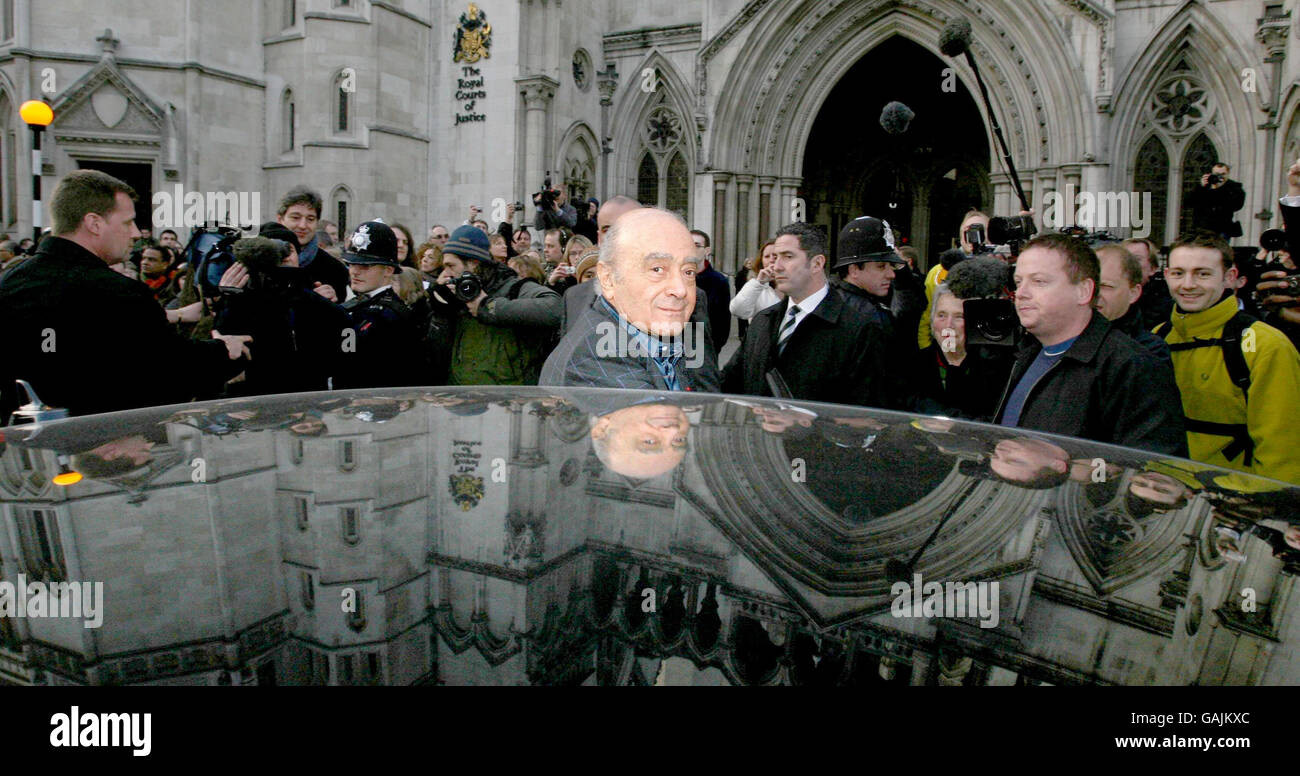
[722,222,896,408]
[333,220,425,389]
[0,170,249,421]
[993,233,1187,456]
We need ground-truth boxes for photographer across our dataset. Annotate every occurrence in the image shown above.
[993,233,1187,456]
[1187,162,1245,242]
[533,179,577,231]
[212,236,351,397]
[433,225,562,385]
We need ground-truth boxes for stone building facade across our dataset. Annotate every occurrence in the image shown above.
[0,0,1295,269]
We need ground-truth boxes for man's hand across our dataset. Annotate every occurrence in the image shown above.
[506,202,517,221]
[548,264,572,285]
[468,205,482,222]
[219,263,249,290]
[312,282,338,303]
[1257,269,1300,324]
[1287,159,1300,198]
[211,330,253,361]
[465,290,489,317]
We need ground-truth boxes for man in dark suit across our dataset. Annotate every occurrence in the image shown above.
[691,229,732,359]
[721,222,895,408]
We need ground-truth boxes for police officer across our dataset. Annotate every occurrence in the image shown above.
[333,220,426,389]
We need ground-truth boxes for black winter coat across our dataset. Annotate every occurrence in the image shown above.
[0,237,244,420]
[992,311,1188,456]
[722,285,897,408]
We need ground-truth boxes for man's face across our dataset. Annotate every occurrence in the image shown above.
[931,292,966,351]
[512,229,532,253]
[692,234,711,263]
[771,234,825,301]
[1126,242,1156,282]
[1212,164,1229,182]
[591,404,690,478]
[1167,246,1235,313]
[490,236,508,260]
[347,262,394,294]
[159,231,181,250]
[90,435,155,468]
[140,248,169,278]
[598,201,640,244]
[555,184,567,207]
[846,260,895,298]
[325,223,339,241]
[1012,246,1094,344]
[438,253,476,282]
[472,220,489,235]
[959,214,990,254]
[544,232,563,263]
[1096,252,1142,322]
[596,210,699,337]
[1129,471,1189,507]
[279,203,319,247]
[430,226,449,247]
[92,192,141,263]
[990,437,1069,484]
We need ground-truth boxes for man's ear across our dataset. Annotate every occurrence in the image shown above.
[596,260,616,301]
[590,415,610,441]
[812,254,827,274]
[1078,279,1096,306]
[1128,282,1143,307]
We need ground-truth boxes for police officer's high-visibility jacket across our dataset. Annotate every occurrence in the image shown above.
[916,262,948,349]
[1159,293,1300,485]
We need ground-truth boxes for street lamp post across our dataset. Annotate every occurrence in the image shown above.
[19,100,54,245]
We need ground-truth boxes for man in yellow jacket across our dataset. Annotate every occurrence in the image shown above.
[1160,232,1300,484]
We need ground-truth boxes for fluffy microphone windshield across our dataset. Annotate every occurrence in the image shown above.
[946,256,1013,300]
[938,248,968,272]
[879,101,915,135]
[939,17,972,57]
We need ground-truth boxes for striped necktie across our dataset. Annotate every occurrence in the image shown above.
[777,305,801,355]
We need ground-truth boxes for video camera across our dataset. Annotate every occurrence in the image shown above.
[988,214,1037,258]
[532,172,561,212]
[186,224,245,299]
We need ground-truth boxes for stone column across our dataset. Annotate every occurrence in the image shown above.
[734,175,754,274]
[757,176,776,245]
[597,63,619,201]
[517,75,559,204]
[712,173,731,267]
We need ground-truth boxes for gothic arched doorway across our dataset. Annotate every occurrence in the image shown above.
[800,36,990,267]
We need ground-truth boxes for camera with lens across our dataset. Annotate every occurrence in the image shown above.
[964,223,993,255]
[189,224,246,298]
[988,214,1038,257]
[963,297,1021,347]
[1208,171,1225,186]
[1247,229,1300,306]
[433,271,484,305]
[1260,228,1288,253]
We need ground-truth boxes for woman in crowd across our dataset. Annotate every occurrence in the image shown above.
[574,249,600,284]
[508,251,547,284]
[416,242,442,287]
[489,233,510,262]
[730,240,782,322]
[548,234,592,293]
[392,223,417,267]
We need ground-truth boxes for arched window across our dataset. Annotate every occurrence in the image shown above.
[1133,136,1170,248]
[563,136,594,206]
[333,70,352,134]
[330,185,352,235]
[1179,132,1219,236]
[281,89,295,152]
[637,153,658,207]
[633,94,692,219]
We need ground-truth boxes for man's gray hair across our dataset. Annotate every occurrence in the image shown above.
[598,207,687,275]
[930,283,956,324]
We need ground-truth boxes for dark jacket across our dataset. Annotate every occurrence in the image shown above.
[696,263,732,357]
[213,275,353,397]
[831,277,913,408]
[334,287,426,389]
[722,284,898,408]
[1139,273,1174,330]
[992,311,1188,456]
[298,236,350,301]
[540,296,720,391]
[442,271,563,386]
[1187,179,1246,238]
[0,237,244,419]
[909,343,1016,422]
[1110,303,1172,367]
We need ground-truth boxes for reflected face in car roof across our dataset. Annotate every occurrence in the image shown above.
[990,437,1069,484]
[1129,471,1190,506]
[591,404,690,479]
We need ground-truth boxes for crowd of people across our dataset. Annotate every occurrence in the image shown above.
[2,162,1300,494]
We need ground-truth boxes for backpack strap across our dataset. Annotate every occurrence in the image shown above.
[1162,311,1258,465]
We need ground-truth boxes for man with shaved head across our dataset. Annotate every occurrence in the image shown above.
[541,207,719,390]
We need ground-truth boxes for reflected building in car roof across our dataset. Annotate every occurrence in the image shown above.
[1,388,1297,685]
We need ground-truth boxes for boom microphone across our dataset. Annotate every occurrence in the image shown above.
[945,256,1013,300]
[880,101,915,135]
[938,248,968,272]
[939,17,972,57]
